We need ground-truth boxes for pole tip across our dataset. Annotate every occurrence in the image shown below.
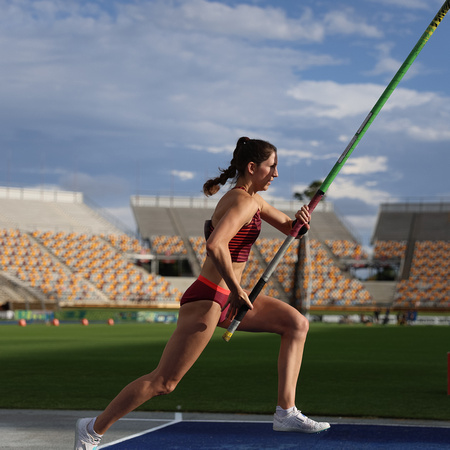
[222,330,233,342]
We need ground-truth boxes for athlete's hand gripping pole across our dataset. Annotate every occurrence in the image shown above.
[222,192,323,342]
[222,0,449,343]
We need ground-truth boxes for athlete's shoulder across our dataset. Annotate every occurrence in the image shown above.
[213,189,259,226]
[222,187,258,208]
[253,193,269,212]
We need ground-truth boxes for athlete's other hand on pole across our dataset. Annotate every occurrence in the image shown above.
[224,287,253,321]
[295,205,311,230]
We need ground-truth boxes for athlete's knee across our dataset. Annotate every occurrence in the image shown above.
[155,377,179,396]
[285,310,309,339]
[146,372,180,397]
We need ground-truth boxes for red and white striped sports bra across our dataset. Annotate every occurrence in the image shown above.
[204,210,261,263]
[204,187,261,263]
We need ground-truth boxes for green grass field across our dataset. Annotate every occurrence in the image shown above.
[0,322,449,421]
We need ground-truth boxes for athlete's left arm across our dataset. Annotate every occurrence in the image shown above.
[257,195,310,236]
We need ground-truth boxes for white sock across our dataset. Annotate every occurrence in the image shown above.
[87,418,103,438]
[276,406,295,417]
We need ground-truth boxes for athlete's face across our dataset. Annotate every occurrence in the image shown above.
[254,151,278,191]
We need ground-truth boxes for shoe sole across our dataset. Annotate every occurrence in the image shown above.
[273,424,330,434]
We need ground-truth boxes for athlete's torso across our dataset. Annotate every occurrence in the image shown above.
[204,209,261,263]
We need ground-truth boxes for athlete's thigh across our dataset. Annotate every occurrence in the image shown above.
[234,291,305,335]
[156,300,221,380]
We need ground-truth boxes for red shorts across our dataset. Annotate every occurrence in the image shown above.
[180,275,231,324]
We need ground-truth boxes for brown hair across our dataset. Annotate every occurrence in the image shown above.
[203,137,277,196]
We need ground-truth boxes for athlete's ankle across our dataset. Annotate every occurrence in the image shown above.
[275,405,295,417]
[87,417,103,438]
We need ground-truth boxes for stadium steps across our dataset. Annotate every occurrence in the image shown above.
[316,237,355,276]
[28,233,111,304]
[309,211,357,242]
[400,213,422,280]
[49,202,90,232]
[0,271,49,308]
[361,281,397,306]
[0,210,17,229]
[319,239,342,267]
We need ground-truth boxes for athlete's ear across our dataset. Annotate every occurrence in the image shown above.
[247,161,256,175]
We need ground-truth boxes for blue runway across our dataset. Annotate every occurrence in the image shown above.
[101,419,450,449]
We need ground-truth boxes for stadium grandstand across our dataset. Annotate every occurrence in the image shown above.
[0,187,182,310]
[372,201,450,311]
[131,195,449,313]
[1,186,448,315]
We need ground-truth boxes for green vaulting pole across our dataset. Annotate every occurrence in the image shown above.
[223,0,449,342]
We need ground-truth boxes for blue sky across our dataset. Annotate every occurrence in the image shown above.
[1,0,449,244]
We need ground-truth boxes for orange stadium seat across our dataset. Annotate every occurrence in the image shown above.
[1,229,182,306]
[393,240,449,309]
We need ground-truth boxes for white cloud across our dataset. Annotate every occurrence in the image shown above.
[278,148,315,160]
[363,43,412,79]
[367,0,431,9]
[170,0,385,42]
[171,170,195,181]
[385,88,438,111]
[341,156,388,175]
[287,81,385,119]
[323,9,382,38]
[171,1,384,42]
[382,120,450,141]
[177,0,325,41]
[291,183,309,194]
[407,125,450,141]
[277,147,339,163]
[326,178,393,206]
[286,80,444,123]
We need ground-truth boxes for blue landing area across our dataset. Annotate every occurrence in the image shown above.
[104,420,450,449]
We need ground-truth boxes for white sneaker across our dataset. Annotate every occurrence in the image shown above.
[273,407,330,433]
[74,418,102,450]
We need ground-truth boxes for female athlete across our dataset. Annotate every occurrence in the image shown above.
[74,137,330,449]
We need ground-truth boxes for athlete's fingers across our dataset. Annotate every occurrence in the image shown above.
[224,290,252,321]
[296,205,311,224]
[241,291,253,310]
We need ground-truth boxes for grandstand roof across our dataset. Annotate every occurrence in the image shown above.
[372,202,450,242]
[130,195,358,242]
